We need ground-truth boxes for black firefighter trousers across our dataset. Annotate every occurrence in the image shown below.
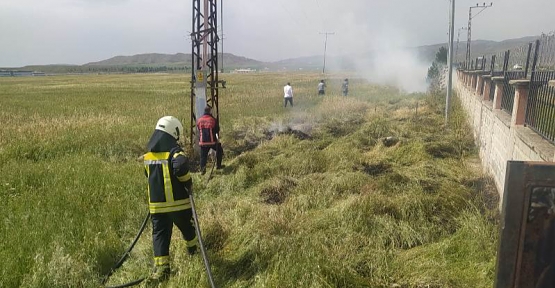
[151,209,197,266]
[200,143,223,171]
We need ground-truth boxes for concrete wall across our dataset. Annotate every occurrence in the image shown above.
[455,71,555,201]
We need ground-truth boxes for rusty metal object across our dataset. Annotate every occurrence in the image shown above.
[495,161,555,288]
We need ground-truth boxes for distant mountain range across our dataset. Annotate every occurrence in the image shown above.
[1,35,540,73]
[85,52,264,68]
[415,35,539,63]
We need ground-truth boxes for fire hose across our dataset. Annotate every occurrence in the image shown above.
[102,213,150,288]
[102,190,216,288]
[189,189,216,288]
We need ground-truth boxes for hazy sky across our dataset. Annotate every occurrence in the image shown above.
[0,0,553,67]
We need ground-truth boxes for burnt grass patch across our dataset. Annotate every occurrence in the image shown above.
[322,118,364,137]
[226,129,268,157]
[359,162,393,176]
[259,177,297,205]
[424,141,459,158]
[263,126,312,140]
[226,125,312,158]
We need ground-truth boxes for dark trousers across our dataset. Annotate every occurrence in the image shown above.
[318,90,325,95]
[152,209,197,260]
[284,97,293,107]
[200,143,223,170]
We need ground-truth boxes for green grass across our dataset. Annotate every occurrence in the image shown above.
[0,73,499,287]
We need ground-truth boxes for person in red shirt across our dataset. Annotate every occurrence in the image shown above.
[196,106,224,174]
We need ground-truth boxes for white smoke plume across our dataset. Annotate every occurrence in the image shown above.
[325,20,431,93]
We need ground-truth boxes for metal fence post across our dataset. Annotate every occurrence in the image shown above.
[531,39,540,76]
[503,50,510,72]
[524,42,533,77]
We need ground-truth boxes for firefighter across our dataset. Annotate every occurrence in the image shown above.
[143,116,198,282]
[197,106,224,174]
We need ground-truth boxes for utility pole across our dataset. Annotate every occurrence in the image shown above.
[466,2,493,68]
[191,0,222,148]
[320,32,334,74]
[446,0,455,126]
[456,27,467,64]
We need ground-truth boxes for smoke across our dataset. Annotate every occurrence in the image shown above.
[352,47,430,93]
[267,115,314,136]
[326,20,431,93]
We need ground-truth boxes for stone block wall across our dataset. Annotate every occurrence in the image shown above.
[455,70,555,202]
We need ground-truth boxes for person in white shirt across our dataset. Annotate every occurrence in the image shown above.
[342,78,349,96]
[283,82,293,107]
[317,80,326,95]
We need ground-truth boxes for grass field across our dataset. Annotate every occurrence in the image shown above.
[0,73,499,287]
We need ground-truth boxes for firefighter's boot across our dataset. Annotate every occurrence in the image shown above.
[148,264,170,283]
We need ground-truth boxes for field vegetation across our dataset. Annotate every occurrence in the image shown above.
[0,73,499,287]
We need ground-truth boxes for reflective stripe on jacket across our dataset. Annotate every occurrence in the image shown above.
[197,114,217,146]
[144,148,192,214]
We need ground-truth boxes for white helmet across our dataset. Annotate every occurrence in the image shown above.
[155,116,183,140]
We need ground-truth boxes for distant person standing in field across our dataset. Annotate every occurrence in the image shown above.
[284,82,294,107]
[318,80,326,95]
[342,78,349,96]
[197,106,224,174]
[143,116,197,282]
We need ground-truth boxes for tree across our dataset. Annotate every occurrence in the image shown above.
[427,47,448,92]
[435,46,448,65]
[427,62,439,82]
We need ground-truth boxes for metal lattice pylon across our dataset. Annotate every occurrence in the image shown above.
[190,0,220,147]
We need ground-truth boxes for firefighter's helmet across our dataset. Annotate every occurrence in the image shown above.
[155,116,183,140]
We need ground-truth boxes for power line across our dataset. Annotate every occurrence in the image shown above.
[466,2,493,67]
[456,27,467,62]
[278,2,304,27]
[315,0,322,11]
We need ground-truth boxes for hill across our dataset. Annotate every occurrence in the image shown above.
[85,53,189,66]
[279,35,540,70]
[0,35,540,73]
[416,35,539,63]
[85,52,264,69]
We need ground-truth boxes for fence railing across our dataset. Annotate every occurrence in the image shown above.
[536,32,555,70]
[461,31,555,144]
[526,32,555,144]
[501,71,526,113]
[526,71,555,143]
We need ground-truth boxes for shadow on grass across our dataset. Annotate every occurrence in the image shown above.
[212,248,270,286]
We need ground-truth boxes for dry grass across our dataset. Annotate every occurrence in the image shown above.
[0,73,499,288]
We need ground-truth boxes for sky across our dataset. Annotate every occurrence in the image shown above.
[0,0,554,67]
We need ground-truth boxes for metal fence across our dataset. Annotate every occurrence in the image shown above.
[527,71,555,143]
[463,31,555,143]
[506,42,535,75]
[498,41,537,115]
[501,71,526,113]
[489,51,508,101]
[535,32,555,70]
[526,33,555,144]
